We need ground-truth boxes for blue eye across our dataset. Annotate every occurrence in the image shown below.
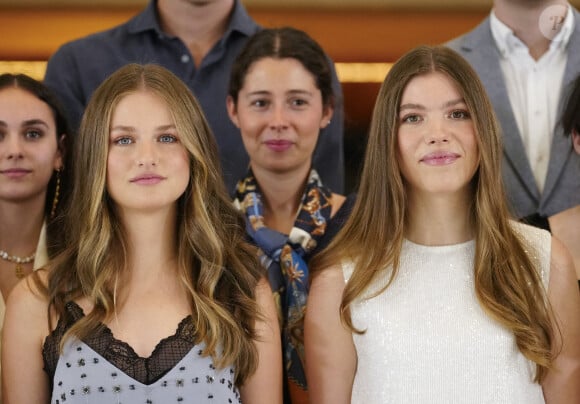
[159,134,177,143]
[114,137,133,145]
[402,114,421,124]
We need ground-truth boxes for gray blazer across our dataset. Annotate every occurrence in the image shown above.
[447,11,580,218]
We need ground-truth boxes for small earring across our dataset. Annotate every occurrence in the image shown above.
[50,168,61,219]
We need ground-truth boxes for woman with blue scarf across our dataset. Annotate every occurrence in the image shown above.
[227,27,354,404]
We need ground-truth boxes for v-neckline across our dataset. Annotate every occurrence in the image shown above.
[45,301,197,385]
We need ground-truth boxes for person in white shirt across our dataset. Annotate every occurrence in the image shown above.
[447,1,580,279]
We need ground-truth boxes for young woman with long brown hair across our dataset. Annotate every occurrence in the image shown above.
[2,64,282,403]
[305,46,580,404]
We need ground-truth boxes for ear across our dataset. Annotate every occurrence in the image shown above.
[54,134,65,170]
[320,105,334,129]
[573,129,580,155]
[226,95,240,129]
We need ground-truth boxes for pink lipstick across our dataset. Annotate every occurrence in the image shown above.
[420,151,460,166]
[0,168,31,179]
[129,174,166,185]
[264,139,293,152]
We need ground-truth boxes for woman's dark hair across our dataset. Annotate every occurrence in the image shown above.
[0,73,73,256]
[228,27,334,108]
[562,75,580,135]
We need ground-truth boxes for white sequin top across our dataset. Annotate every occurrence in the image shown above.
[343,222,550,404]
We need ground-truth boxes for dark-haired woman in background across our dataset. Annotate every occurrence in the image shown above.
[227,27,354,404]
[0,73,72,402]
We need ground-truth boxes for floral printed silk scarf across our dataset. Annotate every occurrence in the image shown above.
[233,169,332,395]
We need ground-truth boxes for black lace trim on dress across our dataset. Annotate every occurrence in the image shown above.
[42,301,196,385]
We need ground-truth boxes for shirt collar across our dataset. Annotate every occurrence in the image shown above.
[550,5,574,50]
[490,5,575,57]
[226,0,260,38]
[127,0,160,35]
[125,0,259,39]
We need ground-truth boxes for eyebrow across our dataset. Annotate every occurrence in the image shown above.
[23,119,50,128]
[0,119,50,128]
[110,124,176,132]
[399,98,466,112]
[110,125,136,133]
[245,89,313,97]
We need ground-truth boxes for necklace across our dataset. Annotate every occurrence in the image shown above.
[0,249,35,279]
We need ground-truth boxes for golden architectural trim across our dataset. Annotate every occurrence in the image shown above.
[336,62,392,83]
[0,61,392,84]
[0,61,47,80]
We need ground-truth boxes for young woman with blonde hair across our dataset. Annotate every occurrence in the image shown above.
[305,46,580,403]
[2,64,282,403]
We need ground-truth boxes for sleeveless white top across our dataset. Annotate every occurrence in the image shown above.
[342,222,550,404]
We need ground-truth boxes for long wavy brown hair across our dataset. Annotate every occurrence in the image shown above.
[312,45,555,382]
[40,64,264,385]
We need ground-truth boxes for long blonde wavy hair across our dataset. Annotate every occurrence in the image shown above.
[313,46,555,382]
[42,64,264,385]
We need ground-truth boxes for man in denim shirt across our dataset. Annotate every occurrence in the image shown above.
[44,0,344,193]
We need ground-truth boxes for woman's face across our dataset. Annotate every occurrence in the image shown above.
[396,72,479,198]
[227,57,333,175]
[0,87,62,205]
[106,90,190,214]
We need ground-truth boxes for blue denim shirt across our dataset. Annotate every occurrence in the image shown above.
[44,0,345,193]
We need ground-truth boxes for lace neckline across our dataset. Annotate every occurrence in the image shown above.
[44,301,198,385]
[66,301,194,359]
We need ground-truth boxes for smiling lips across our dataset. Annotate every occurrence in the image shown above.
[0,168,31,179]
[420,151,461,166]
[130,174,166,185]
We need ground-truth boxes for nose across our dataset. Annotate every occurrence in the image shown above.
[269,105,289,132]
[424,116,449,144]
[3,135,24,160]
[136,141,158,167]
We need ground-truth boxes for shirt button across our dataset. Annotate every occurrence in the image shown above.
[181,54,190,63]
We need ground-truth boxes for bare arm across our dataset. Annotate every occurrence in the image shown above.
[542,237,580,403]
[2,275,51,403]
[240,278,283,404]
[304,264,356,404]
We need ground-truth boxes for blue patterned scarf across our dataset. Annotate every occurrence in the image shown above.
[234,168,332,392]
